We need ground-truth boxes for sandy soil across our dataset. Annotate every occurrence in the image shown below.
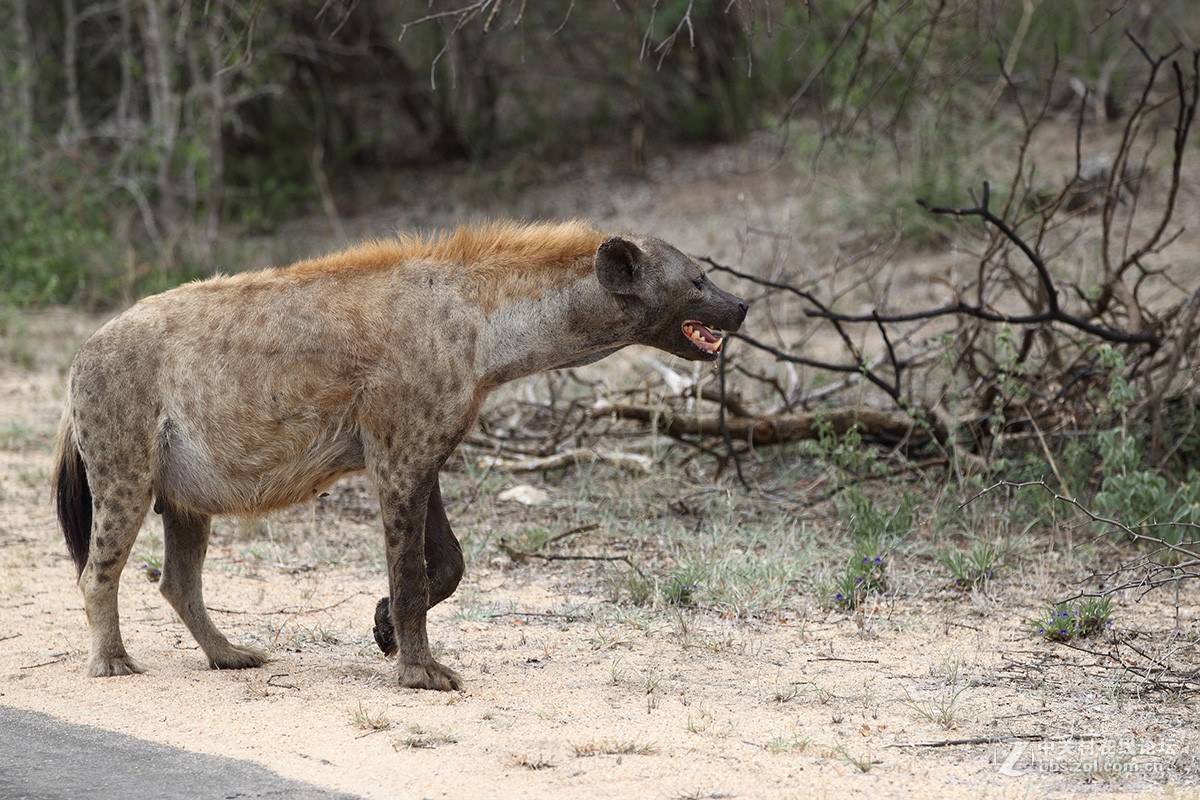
[4,135,1200,799]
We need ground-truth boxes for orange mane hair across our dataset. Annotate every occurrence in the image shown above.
[286,220,608,311]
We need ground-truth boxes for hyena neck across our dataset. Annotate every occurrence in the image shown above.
[476,273,627,388]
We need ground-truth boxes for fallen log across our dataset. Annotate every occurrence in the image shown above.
[590,403,942,447]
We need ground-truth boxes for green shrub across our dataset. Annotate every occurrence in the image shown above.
[1032,596,1113,642]
[826,538,888,610]
[1092,430,1200,556]
[0,144,121,307]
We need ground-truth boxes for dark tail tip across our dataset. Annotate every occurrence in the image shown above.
[55,440,92,577]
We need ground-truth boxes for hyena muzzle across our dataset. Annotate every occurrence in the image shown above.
[53,220,747,690]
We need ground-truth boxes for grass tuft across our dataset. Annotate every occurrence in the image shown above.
[348,702,392,731]
[1032,596,1114,642]
[397,724,458,749]
[938,541,1006,591]
[573,739,658,757]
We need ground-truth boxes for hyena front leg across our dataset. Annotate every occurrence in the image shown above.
[81,474,153,677]
[373,479,464,656]
[158,500,267,670]
[377,471,463,691]
[425,480,464,607]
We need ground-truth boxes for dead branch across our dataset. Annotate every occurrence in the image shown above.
[707,43,1200,478]
[701,257,904,403]
[476,447,654,474]
[266,673,298,689]
[966,479,1200,568]
[796,182,1160,348]
[496,540,638,570]
[884,733,1102,750]
[592,403,941,448]
[20,653,68,669]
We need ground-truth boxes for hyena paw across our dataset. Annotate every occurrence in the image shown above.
[372,597,397,657]
[88,653,145,677]
[208,643,268,670]
[398,661,463,691]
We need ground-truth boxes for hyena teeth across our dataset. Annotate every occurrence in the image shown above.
[681,320,730,354]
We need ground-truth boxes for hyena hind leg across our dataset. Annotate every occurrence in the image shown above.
[81,483,152,677]
[158,501,267,670]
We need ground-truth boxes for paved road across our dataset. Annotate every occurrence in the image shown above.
[0,706,364,800]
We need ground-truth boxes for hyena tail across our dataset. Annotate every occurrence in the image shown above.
[53,407,91,577]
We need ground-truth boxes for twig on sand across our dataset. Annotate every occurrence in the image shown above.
[497,540,636,570]
[20,653,68,669]
[207,592,369,617]
[885,733,1103,749]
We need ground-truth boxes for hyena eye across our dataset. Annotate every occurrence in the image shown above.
[692,276,705,289]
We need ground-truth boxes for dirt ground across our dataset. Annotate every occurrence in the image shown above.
[4,134,1200,799]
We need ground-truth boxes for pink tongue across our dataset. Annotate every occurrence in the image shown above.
[683,321,723,353]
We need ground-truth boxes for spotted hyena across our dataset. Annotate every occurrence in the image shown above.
[53,220,748,690]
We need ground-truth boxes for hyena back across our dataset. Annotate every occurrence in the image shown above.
[53,220,747,690]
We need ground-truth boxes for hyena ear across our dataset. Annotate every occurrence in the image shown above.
[595,237,646,296]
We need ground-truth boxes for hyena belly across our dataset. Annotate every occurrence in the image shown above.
[152,342,371,515]
[156,414,365,514]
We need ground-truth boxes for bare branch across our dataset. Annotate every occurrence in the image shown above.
[964,479,1200,566]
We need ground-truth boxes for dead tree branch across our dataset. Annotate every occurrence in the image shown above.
[795,182,1160,347]
[698,43,1200,474]
[593,403,940,448]
[965,479,1200,570]
[701,257,906,404]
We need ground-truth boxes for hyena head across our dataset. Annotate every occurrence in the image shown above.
[595,235,748,361]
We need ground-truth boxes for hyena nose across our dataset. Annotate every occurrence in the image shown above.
[736,298,748,324]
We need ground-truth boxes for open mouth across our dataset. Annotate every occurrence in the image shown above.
[681,320,729,355]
